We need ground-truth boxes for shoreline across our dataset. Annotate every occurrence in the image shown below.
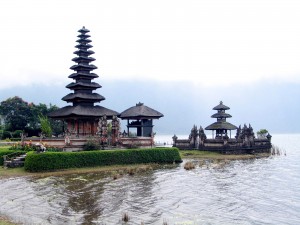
[180,150,271,160]
[0,215,20,225]
[0,151,270,179]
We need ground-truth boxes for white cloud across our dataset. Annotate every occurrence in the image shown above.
[1,0,300,89]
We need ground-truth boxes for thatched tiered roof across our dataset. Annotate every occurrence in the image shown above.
[205,121,237,130]
[48,105,119,119]
[49,27,119,119]
[205,101,237,131]
[120,102,163,119]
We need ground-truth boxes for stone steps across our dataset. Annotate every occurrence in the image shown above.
[3,154,27,168]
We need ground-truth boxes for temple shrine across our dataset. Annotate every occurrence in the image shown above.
[48,27,119,137]
[32,27,163,150]
[120,102,163,137]
[205,101,237,139]
[173,101,272,154]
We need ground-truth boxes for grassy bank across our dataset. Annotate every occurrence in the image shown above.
[0,150,270,178]
[0,216,19,225]
[0,163,164,179]
[180,150,270,160]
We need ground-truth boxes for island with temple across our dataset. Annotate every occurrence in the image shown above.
[26,26,164,150]
[172,101,272,154]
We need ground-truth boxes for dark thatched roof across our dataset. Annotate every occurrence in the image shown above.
[78,26,90,33]
[73,49,94,56]
[213,101,230,110]
[68,72,99,79]
[48,105,119,119]
[66,82,101,90]
[75,44,93,49]
[70,64,97,70]
[62,93,105,102]
[205,121,237,130]
[72,56,95,63]
[120,102,164,119]
[211,112,232,118]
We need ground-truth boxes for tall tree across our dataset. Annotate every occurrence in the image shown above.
[0,96,63,136]
[39,115,52,137]
[0,96,31,131]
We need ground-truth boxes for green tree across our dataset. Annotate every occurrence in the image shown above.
[0,96,31,131]
[0,96,63,137]
[48,104,64,136]
[39,115,52,137]
[257,129,268,138]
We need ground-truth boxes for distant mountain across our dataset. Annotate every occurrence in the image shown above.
[1,79,300,135]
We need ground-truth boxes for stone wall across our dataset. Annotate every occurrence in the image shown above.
[24,136,154,151]
[173,138,272,154]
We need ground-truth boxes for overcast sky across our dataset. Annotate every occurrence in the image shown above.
[1,0,300,135]
[1,0,300,89]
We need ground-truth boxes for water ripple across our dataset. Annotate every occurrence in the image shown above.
[1,134,300,224]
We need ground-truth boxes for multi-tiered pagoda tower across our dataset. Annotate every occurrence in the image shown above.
[205,101,237,139]
[49,27,119,137]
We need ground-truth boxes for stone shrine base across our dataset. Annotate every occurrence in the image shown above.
[174,138,272,154]
[24,136,154,151]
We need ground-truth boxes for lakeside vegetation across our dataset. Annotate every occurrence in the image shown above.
[0,96,63,139]
[0,146,273,178]
[0,216,18,225]
[24,148,182,172]
[180,150,271,160]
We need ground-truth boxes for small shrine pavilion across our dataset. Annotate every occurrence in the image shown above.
[205,101,237,138]
[120,102,163,137]
[49,27,119,137]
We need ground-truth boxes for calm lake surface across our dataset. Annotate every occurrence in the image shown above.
[1,134,300,225]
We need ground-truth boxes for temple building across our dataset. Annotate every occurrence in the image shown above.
[48,27,119,137]
[173,101,272,154]
[205,101,237,139]
[120,102,164,137]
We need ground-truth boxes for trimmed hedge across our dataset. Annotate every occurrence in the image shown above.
[24,148,182,172]
[0,149,24,165]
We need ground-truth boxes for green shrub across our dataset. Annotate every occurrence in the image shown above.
[2,131,12,139]
[10,138,21,141]
[83,139,100,151]
[24,147,182,172]
[12,130,23,138]
[46,147,63,152]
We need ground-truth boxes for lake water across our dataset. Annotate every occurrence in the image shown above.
[0,134,300,225]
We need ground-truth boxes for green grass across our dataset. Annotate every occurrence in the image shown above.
[0,216,18,225]
[0,166,31,177]
[0,162,163,178]
[180,150,270,160]
[180,150,221,158]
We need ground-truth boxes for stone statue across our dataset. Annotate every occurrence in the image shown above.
[189,125,198,149]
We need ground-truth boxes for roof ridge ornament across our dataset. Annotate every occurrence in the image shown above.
[136,102,144,106]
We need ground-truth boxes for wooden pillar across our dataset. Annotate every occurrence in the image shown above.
[127,119,130,136]
[82,120,85,136]
[76,120,79,137]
